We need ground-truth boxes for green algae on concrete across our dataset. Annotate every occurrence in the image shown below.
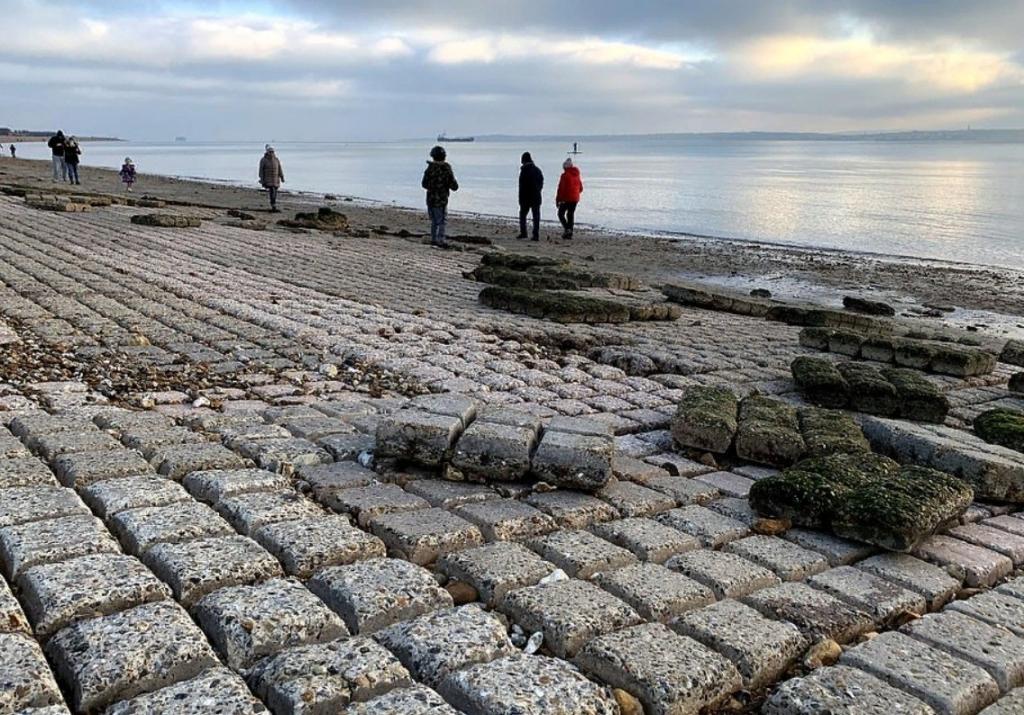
[798,327,833,351]
[832,466,973,551]
[671,386,738,454]
[828,329,866,357]
[1002,339,1024,367]
[837,363,899,417]
[478,286,631,324]
[735,395,806,467]
[930,345,997,378]
[791,357,849,409]
[880,368,949,424]
[893,339,936,370]
[861,335,897,363]
[797,408,870,457]
[479,253,563,270]
[974,409,1024,453]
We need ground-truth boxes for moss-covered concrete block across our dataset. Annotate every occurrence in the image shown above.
[832,466,973,552]
[671,387,738,454]
[828,329,865,357]
[893,340,936,370]
[791,357,848,408]
[975,409,1024,453]
[798,328,833,351]
[837,363,899,417]
[1001,340,1024,367]
[1010,373,1024,394]
[478,286,636,324]
[797,408,870,457]
[748,453,899,529]
[861,336,897,363]
[930,346,997,377]
[881,368,949,423]
[735,396,805,467]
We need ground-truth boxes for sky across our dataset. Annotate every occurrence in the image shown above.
[1,0,1022,141]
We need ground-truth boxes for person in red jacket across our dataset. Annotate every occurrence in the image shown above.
[555,158,583,239]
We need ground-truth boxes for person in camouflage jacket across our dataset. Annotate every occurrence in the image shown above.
[421,145,459,247]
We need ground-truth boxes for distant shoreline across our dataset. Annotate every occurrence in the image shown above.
[0,135,124,143]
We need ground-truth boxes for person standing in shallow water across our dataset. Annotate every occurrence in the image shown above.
[258,146,284,212]
[556,157,583,240]
[421,145,459,248]
[517,151,543,241]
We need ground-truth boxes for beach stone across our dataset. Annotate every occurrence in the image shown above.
[317,432,376,461]
[254,515,386,578]
[455,499,557,541]
[111,500,233,555]
[948,591,1024,638]
[0,485,90,528]
[500,578,641,658]
[215,489,326,536]
[143,535,282,607]
[590,516,700,563]
[594,562,714,621]
[373,605,516,687]
[743,582,875,644]
[195,577,347,671]
[903,611,1024,692]
[247,636,412,713]
[734,395,805,467]
[182,467,290,504]
[913,535,1013,587]
[329,483,429,528]
[840,630,1000,715]
[656,505,749,547]
[808,565,927,625]
[643,474,720,504]
[369,507,484,565]
[725,535,830,581]
[237,437,332,474]
[450,420,538,482]
[672,598,806,689]
[9,413,97,439]
[527,529,638,579]
[946,523,1024,565]
[104,667,266,714]
[80,475,189,518]
[671,386,738,453]
[530,429,613,491]
[0,632,65,713]
[29,430,122,463]
[666,548,780,599]
[783,527,876,565]
[525,490,619,528]
[44,600,219,713]
[375,410,464,467]
[763,664,936,715]
[0,456,56,488]
[575,622,741,715]
[595,479,675,517]
[19,553,170,638]
[52,449,152,488]
[857,552,961,610]
[0,514,121,579]
[438,654,619,715]
[154,443,250,479]
[438,541,556,607]
[405,478,496,508]
[308,558,453,634]
[0,576,30,634]
[343,684,461,714]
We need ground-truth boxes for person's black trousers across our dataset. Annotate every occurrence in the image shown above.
[558,201,577,236]
[519,203,541,239]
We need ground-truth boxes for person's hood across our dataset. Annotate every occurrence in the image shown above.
[563,166,581,177]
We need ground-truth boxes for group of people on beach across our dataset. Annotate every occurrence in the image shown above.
[44,130,137,191]
[421,145,584,249]
[257,143,583,247]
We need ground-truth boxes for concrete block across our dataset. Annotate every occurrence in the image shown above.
[438,541,556,607]
[590,516,700,563]
[254,515,386,578]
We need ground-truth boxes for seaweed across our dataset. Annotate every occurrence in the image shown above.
[837,362,899,416]
[735,395,805,467]
[797,408,870,456]
[791,356,849,408]
[975,408,1024,453]
[671,386,738,454]
[881,368,949,423]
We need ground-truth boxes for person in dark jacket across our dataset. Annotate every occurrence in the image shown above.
[517,151,543,241]
[258,146,284,212]
[64,136,82,184]
[47,130,66,181]
[421,145,459,248]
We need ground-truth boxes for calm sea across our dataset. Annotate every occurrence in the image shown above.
[13,136,1024,270]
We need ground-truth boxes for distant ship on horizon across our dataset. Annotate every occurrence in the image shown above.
[175,136,187,142]
[437,132,474,143]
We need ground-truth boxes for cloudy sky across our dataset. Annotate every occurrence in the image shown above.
[2,0,1022,140]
